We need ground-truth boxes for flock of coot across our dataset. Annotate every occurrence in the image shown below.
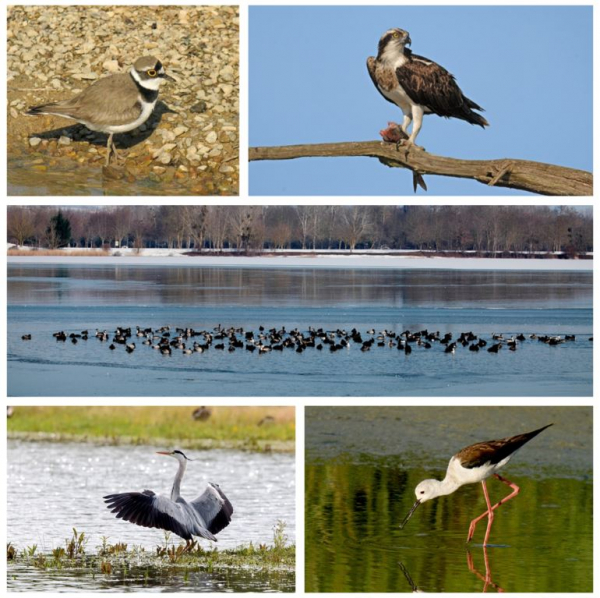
[20,325,590,356]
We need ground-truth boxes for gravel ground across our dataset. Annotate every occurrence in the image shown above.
[7,5,239,195]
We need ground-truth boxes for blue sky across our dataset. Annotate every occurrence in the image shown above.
[249,6,593,196]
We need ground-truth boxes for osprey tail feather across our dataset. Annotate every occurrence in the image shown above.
[461,97,489,128]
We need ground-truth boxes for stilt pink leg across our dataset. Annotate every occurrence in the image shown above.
[466,474,520,545]
[466,546,506,592]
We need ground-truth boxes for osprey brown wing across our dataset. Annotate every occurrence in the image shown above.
[396,53,488,127]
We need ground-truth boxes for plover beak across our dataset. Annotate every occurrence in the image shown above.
[161,73,176,82]
[399,499,420,529]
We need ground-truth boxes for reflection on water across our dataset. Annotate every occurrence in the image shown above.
[7,264,593,308]
[7,265,593,397]
[8,562,294,592]
[7,158,213,197]
[305,407,593,593]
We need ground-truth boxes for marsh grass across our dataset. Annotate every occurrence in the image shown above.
[8,522,295,574]
[8,406,295,451]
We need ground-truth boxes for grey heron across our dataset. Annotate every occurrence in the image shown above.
[103,449,233,546]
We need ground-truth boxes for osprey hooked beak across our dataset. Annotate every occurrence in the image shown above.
[399,498,421,529]
[405,33,412,46]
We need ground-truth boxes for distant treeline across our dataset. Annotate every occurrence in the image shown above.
[6,205,593,255]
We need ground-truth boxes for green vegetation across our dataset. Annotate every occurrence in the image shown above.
[7,406,295,452]
[7,524,295,575]
[47,210,72,249]
[305,460,593,592]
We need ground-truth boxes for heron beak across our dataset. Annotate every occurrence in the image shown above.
[156,451,171,455]
[399,499,421,529]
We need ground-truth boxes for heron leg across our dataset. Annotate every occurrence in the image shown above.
[467,474,520,545]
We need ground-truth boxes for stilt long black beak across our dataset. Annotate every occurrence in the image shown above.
[399,499,421,529]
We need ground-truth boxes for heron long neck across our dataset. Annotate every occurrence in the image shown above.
[170,459,187,501]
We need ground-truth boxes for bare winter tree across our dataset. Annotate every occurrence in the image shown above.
[295,206,311,250]
[7,205,593,255]
[339,206,373,251]
[113,207,133,248]
[7,207,35,246]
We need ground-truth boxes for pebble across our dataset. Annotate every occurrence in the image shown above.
[102,60,121,73]
[8,5,239,194]
[71,72,98,80]
[190,101,207,113]
[152,143,177,159]
[173,126,188,137]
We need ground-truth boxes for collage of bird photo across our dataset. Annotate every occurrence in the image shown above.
[2,1,595,595]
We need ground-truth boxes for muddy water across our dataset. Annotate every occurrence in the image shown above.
[8,157,228,196]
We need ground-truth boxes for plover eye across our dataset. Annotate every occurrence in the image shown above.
[147,69,157,77]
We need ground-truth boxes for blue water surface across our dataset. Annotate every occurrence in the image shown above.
[7,265,592,397]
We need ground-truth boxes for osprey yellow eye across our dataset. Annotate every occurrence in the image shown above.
[392,32,400,39]
[147,69,157,77]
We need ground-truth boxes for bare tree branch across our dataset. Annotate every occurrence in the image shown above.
[249,141,592,196]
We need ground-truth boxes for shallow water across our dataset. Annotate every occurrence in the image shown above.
[8,563,294,592]
[7,158,194,196]
[305,406,593,593]
[7,157,231,196]
[7,265,593,396]
[7,440,295,591]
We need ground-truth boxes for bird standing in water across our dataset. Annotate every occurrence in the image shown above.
[400,424,552,546]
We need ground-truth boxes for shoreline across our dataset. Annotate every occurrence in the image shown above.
[7,254,593,271]
[8,431,294,453]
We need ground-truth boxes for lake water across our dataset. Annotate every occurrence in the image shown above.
[305,406,593,593]
[7,264,593,396]
[7,440,295,591]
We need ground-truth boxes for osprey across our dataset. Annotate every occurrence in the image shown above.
[367,28,488,149]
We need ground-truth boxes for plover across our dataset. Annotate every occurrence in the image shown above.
[27,56,174,166]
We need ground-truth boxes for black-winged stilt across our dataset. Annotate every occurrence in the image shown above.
[400,424,553,546]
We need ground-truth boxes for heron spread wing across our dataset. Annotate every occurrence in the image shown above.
[104,490,196,540]
[191,483,234,535]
